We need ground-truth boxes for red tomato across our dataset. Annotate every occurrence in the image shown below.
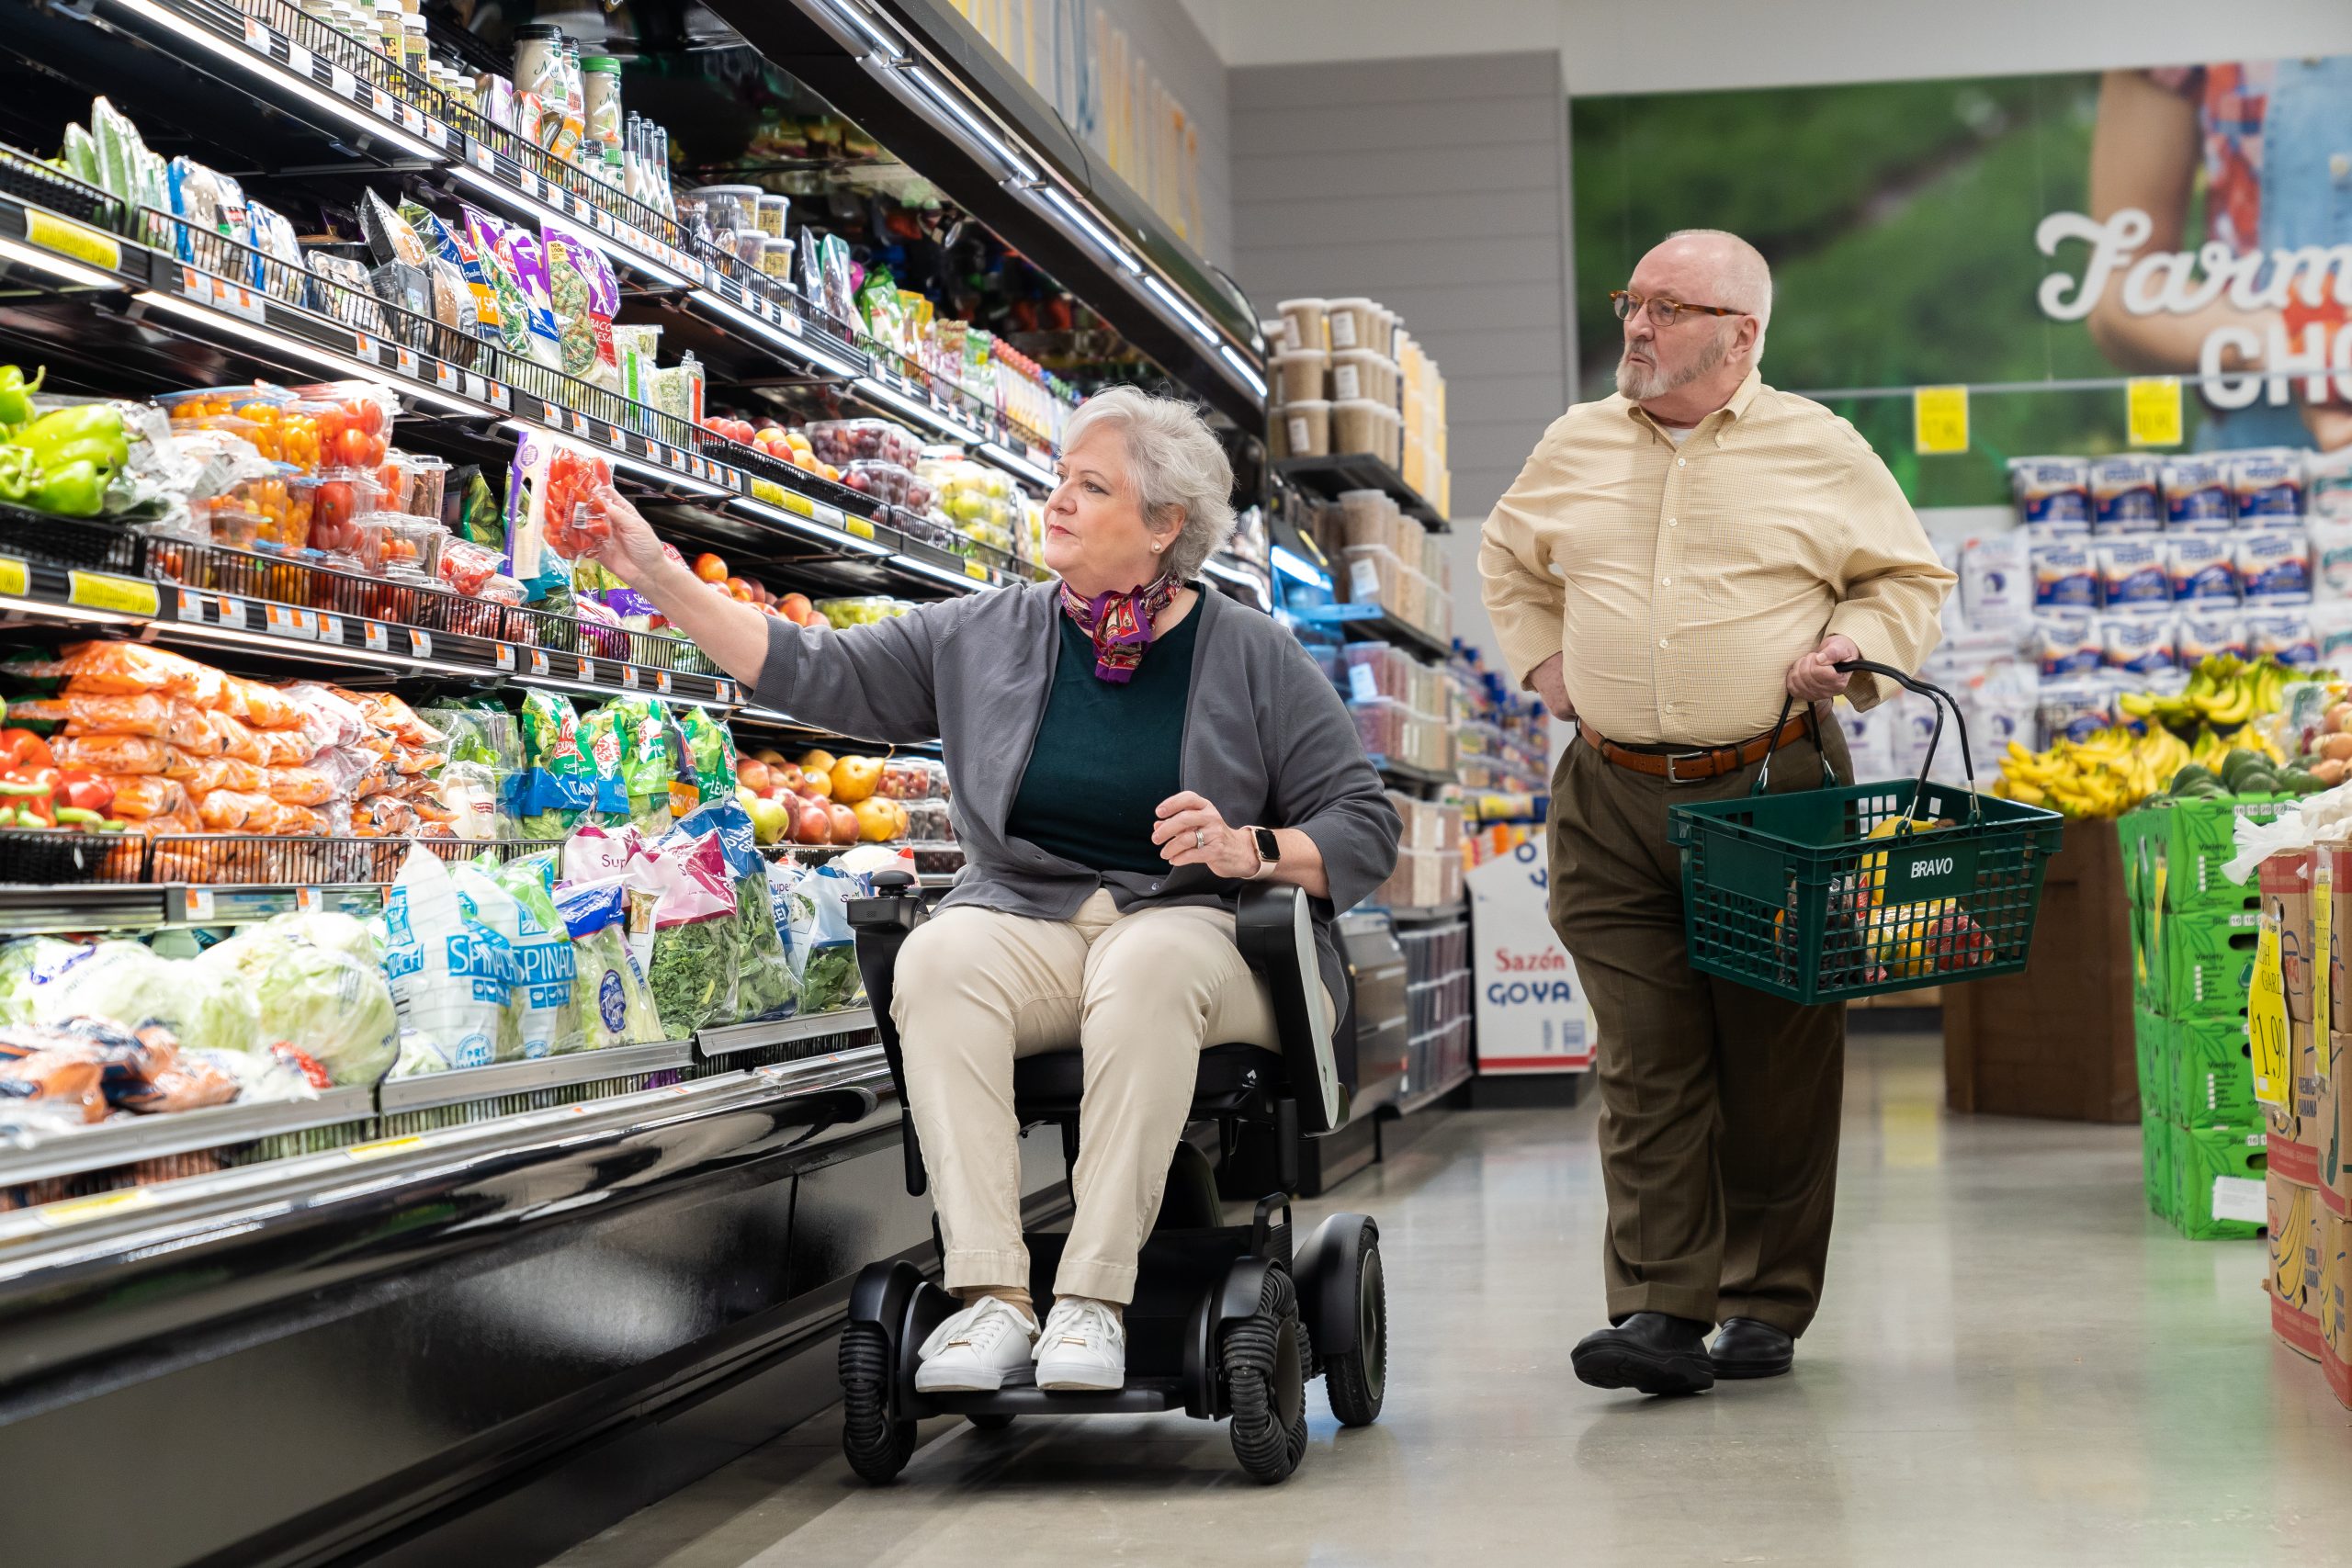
[354,397,385,437]
[359,434,388,468]
[314,479,354,533]
[335,427,374,468]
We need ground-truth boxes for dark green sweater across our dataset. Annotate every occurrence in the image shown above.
[1004,606,1200,875]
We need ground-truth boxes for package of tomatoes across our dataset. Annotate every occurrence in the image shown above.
[506,427,615,590]
[288,382,396,469]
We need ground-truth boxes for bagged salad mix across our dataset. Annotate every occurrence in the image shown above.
[513,689,596,838]
[782,862,864,1014]
[554,874,663,1048]
[635,828,738,1038]
[674,800,797,1022]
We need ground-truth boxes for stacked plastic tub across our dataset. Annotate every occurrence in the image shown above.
[1266,295,1446,500]
[1319,488,1453,647]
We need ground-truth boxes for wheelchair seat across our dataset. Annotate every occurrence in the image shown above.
[1010,1041,1279,1121]
[837,871,1386,1486]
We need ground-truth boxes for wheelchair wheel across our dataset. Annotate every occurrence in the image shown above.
[1223,1267,1312,1484]
[967,1412,1016,1431]
[1321,1224,1386,1427]
[839,1321,916,1483]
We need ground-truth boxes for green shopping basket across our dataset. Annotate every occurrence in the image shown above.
[1665,659,2066,1005]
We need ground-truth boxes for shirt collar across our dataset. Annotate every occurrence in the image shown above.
[1625,367,1766,447]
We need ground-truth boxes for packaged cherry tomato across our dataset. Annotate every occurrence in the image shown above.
[505,426,614,596]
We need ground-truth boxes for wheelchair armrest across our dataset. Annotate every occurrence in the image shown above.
[1233,883,1348,1135]
[849,872,929,1195]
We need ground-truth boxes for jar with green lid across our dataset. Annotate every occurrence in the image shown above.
[582,56,624,152]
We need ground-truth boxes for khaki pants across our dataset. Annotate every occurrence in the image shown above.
[891,889,1282,1303]
[1546,718,1852,1337]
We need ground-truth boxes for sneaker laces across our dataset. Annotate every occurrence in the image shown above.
[1035,1297,1125,1359]
[919,1296,1035,1360]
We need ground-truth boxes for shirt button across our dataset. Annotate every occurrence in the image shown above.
[1676,457,1687,467]
[1657,637,1668,649]
[1669,517,1679,526]
[1661,576,1671,586]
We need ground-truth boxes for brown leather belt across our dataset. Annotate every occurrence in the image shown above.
[1578,709,1816,784]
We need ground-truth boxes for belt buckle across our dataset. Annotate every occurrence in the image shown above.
[1663,749,1713,785]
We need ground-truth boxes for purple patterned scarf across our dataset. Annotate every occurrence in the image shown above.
[1060,573,1182,683]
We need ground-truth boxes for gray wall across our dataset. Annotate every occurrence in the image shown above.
[1228,51,1575,674]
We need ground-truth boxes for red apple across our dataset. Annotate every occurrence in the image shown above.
[739,758,773,793]
[827,803,859,844]
[793,801,833,844]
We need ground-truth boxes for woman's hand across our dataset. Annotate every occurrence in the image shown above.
[1152,791,1261,879]
[582,483,678,591]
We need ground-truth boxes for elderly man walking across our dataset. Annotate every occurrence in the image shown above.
[1480,230,1954,1396]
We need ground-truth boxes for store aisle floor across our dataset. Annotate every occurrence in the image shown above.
[548,1032,2345,1568]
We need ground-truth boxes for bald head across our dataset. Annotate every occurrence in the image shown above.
[1658,229,1773,340]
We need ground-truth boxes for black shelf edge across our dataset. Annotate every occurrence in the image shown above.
[1273,455,1446,528]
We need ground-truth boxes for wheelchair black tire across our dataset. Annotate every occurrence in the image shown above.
[966,1412,1016,1431]
[839,1322,916,1483]
[1321,1226,1386,1427]
[1223,1267,1312,1483]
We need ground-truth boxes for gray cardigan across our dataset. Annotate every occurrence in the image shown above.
[753,580,1401,1012]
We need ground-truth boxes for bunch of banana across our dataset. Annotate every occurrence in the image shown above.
[1995,723,2191,817]
[2117,654,2299,732]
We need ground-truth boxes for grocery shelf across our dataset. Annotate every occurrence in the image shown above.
[1384,902,1467,924]
[695,1006,878,1059]
[374,1039,695,1114]
[0,1086,375,1188]
[1375,758,1457,791]
[1273,454,1446,529]
[1290,602,1452,663]
[1388,1061,1475,1117]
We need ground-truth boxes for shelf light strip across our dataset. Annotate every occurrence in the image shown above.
[130,291,493,415]
[0,235,128,292]
[854,376,981,444]
[697,288,864,378]
[976,440,1057,491]
[893,555,991,594]
[1037,187,1141,276]
[1217,344,1268,400]
[731,496,893,558]
[810,0,909,61]
[1271,545,1331,589]
[1143,274,1217,346]
[106,0,445,164]
[899,64,1038,183]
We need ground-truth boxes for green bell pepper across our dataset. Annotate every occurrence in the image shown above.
[15,403,126,481]
[28,459,103,517]
[0,366,45,432]
[0,446,36,504]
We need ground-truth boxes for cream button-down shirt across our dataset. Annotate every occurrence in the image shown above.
[1478,369,1955,749]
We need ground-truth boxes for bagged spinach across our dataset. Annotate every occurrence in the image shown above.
[375,842,513,1074]
[793,863,864,1015]
[450,863,529,1062]
[487,850,583,1057]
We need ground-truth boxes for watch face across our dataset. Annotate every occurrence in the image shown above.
[1252,827,1281,863]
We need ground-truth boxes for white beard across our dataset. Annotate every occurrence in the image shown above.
[1616,326,1730,400]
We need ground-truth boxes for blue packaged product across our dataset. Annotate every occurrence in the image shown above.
[2090,456,2163,532]
[2010,457,2090,526]
[2161,457,2234,529]
[2096,540,2169,609]
[2236,531,2313,604]
[2165,536,2239,603]
[2245,610,2318,667]
[2030,541,2098,611]
[2232,449,2305,519]
[2032,615,2101,678]
[2099,615,2177,676]
[2176,612,2247,664]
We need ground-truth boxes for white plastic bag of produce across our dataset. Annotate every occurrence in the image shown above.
[553,874,663,1048]
[794,863,865,1016]
[451,862,533,1062]
[203,912,398,1087]
[0,936,89,1025]
[488,851,583,1057]
[31,939,259,1056]
[376,841,514,1074]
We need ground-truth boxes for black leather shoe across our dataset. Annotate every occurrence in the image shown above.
[1570,1313,1715,1395]
[1709,1317,1794,1379]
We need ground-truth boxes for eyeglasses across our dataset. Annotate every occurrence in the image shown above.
[1611,289,1744,328]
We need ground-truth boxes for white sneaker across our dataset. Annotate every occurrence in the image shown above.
[914,1296,1038,1392]
[1033,1297,1127,1392]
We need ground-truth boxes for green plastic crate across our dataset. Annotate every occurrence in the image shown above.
[2167,1122,2267,1240]
[2142,1113,2176,1221]
[1668,774,2064,1005]
[2171,1011,2259,1131]
[2121,795,2288,913]
[2145,907,2264,1020]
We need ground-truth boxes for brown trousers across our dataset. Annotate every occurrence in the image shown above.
[1547,716,1853,1337]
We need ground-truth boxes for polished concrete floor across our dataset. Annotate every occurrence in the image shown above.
[550,1032,2350,1567]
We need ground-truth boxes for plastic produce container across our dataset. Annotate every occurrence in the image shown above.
[806,417,922,468]
[1282,400,1331,457]
[1277,298,1327,354]
[904,798,953,842]
[816,595,910,628]
[1330,349,1385,404]
[841,458,919,506]
[1325,298,1378,353]
[1272,349,1329,404]
[1331,399,1384,456]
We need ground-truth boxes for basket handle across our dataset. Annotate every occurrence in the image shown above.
[1836,658,1982,825]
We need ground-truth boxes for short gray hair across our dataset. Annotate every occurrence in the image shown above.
[1666,227,1773,357]
[1061,386,1236,581]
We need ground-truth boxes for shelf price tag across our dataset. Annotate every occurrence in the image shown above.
[1911,385,1969,455]
[394,345,418,378]
[370,87,393,119]
[434,361,458,392]
[609,423,628,448]
[494,643,515,671]
[528,648,550,677]
[714,680,735,705]
[175,589,202,622]
[2252,911,2291,1106]
[408,629,433,659]
[295,886,323,914]
[68,571,159,617]
[620,664,640,690]
[577,656,595,682]
[397,104,424,136]
[487,381,510,411]
[344,1134,425,1163]
[287,42,312,78]
[655,669,673,694]
[181,887,215,922]
[263,603,309,639]
[464,372,488,403]
[570,411,589,438]
[329,65,355,100]
[315,613,343,643]
[352,329,379,364]
[782,491,814,518]
[2128,377,2185,448]
[844,517,876,541]
[242,15,266,50]
[965,561,989,581]
[471,141,496,174]
[24,210,120,274]
[363,621,389,652]
[36,1188,155,1229]
[0,557,27,599]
